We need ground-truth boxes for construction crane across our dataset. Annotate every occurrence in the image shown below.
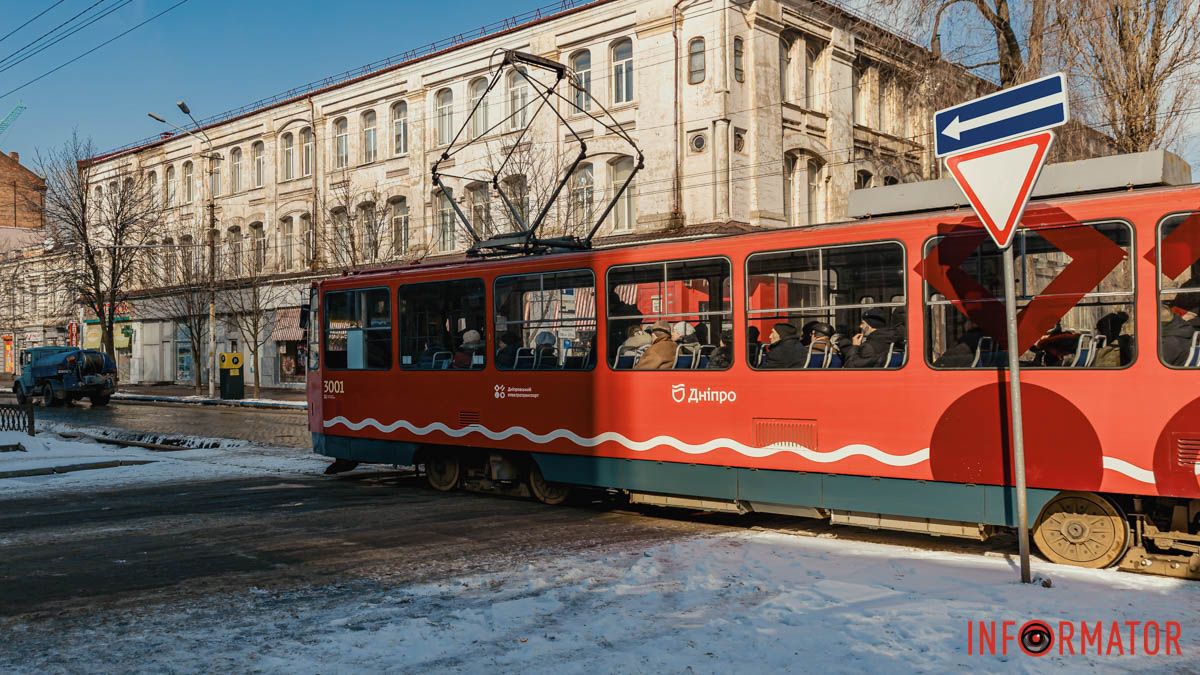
[0,103,27,144]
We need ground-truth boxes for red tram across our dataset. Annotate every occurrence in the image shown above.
[307,174,1200,577]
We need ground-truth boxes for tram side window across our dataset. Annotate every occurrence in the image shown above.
[1158,212,1200,368]
[494,269,597,370]
[746,242,906,369]
[924,220,1135,369]
[398,278,486,370]
[323,288,392,370]
[607,257,732,370]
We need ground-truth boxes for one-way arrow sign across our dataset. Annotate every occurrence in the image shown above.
[934,73,1067,157]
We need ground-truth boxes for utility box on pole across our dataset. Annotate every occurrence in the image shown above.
[218,351,244,400]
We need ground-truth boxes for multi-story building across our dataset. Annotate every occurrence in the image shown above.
[81,0,984,388]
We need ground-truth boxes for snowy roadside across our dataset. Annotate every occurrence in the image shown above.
[2,528,1194,673]
[0,429,325,497]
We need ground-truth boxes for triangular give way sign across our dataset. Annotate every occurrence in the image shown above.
[944,131,1054,249]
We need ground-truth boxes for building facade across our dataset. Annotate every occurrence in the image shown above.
[81,0,981,388]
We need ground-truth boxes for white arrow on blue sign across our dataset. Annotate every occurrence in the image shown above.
[934,72,1068,157]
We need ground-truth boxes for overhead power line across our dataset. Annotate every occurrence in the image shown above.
[0,0,68,47]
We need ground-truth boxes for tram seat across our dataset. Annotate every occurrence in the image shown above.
[674,345,698,369]
[1185,332,1200,368]
[826,353,843,368]
[696,355,710,368]
[1069,332,1097,368]
[884,343,905,368]
[513,348,535,370]
[431,351,453,369]
[748,343,763,366]
[973,337,995,367]
[562,355,586,369]
[534,349,559,369]
[693,345,716,369]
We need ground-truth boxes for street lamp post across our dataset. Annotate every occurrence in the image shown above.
[149,102,221,399]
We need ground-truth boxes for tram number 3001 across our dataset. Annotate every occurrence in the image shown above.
[323,380,345,395]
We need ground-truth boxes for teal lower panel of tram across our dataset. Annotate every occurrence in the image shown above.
[312,433,1056,528]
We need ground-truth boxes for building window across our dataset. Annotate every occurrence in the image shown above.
[209,157,222,197]
[469,78,489,138]
[182,161,194,203]
[606,257,732,369]
[359,202,380,261]
[570,163,594,228]
[779,34,794,103]
[783,151,825,226]
[361,110,377,164]
[733,37,745,83]
[855,170,873,190]
[324,287,392,370]
[332,208,351,264]
[397,279,484,370]
[884,176,900,186]
[301,213,314,266]
[180,234,195,276]
[1158,213,1200,368]
[281,133,295,180]
[804,44,821,110]
[806,156,824,225]
[494,269,597,370]
[468,184,491,238]
[230,147,243,192]
[280,216,295,270]
[610,156,636,231]
[333,118,348,169]
[437,192,456,252]
[390,197,409,256]
[570,50,591,111]
[147,171,158,207]
[612,38,634,104]
[226,226,243,277]
[877,72,890,131]
[250,222,266,272]
[852,66,866,125]
[503,174,529,228]
[391,102,408,155]
[252,141,265,187]
[926,221,1135,369]
[748,242,906,369]
[165,165,176,206]
[436,89,454,146]
[688,38,706,84]
[301,128,313,176]
[508,68,530,131]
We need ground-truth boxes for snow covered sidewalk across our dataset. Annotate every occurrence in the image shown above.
[112,392,306,410]
[5,528,1195,673]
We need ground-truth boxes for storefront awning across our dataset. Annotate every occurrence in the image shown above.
[273,307,304,342]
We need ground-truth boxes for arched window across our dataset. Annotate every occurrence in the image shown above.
[806,156,825,224]
[361,110,377,164]
[252,142,266,187]
[391,102,408,155]
[883,175,900,186]
[163,237,176,283]
[250,222,266,272]
[779,33,795,103]
[280,216,295,270]
[877,72,891,132]
[226,226,243,277]
[300,127,313,176]
[467,184,490,237]
[333,118,348,168]
[570,163,594,227]
[332,208,351,264]
[610,156,636,231]
[855,169,873,190]
[209,156,222,197]
[165,165,176,206]
[469,78,489,138]
[281,132,295,180]
[688,37,706,84]
[182,161,194,203]
[436,192,455,252]
[147,172,158,206]
[612,38,634,104]
[435,89,454,146]
[503,174,529,227]
[390,197,409,256]
[359,202,379,261]
[805,44,821,110]
[733,37,745,83]
[570,50,591,111]
[143,241,158,286]
[230,147,243,192]
[508,68,529,130]
[852,66,867,126]
[301,213,314,266]
[783,151,825,226]
[180,234,194,277]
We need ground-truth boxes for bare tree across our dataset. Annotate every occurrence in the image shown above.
[1061,0,1200,154]
[36,133,163,357]
[219,249,302,397]
[313,171,395,272]
[136,240,210,391]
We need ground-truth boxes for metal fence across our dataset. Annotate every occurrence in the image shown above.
[0,403,34,435]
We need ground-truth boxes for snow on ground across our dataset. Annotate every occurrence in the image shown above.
[0,430,325,496]
[4,529,1196,673]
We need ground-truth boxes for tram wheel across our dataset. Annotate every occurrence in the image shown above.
[528,462,571,505]
[1032,491,1129,569]
[424,453,460,492]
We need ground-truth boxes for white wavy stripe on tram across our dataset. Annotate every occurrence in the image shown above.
[322,416,931,466]
[1101,457,1158,485]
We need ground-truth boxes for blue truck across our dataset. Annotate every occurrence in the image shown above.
[13,346,118,407]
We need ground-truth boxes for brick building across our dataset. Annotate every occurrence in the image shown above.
[0,151,44,230]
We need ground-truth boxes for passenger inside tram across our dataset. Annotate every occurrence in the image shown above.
[632,321,677,370]
[1162,300,1200,367]
[707,330,734,369]
[533,331,558,369]
[496,331,519,369]
[761,322,804,368]
[453,329,485,369]
[842,310,896,368]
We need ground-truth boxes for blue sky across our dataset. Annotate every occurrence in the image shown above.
[0,0,554,159]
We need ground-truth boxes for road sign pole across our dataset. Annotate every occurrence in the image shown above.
[1001,248,1032,584]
